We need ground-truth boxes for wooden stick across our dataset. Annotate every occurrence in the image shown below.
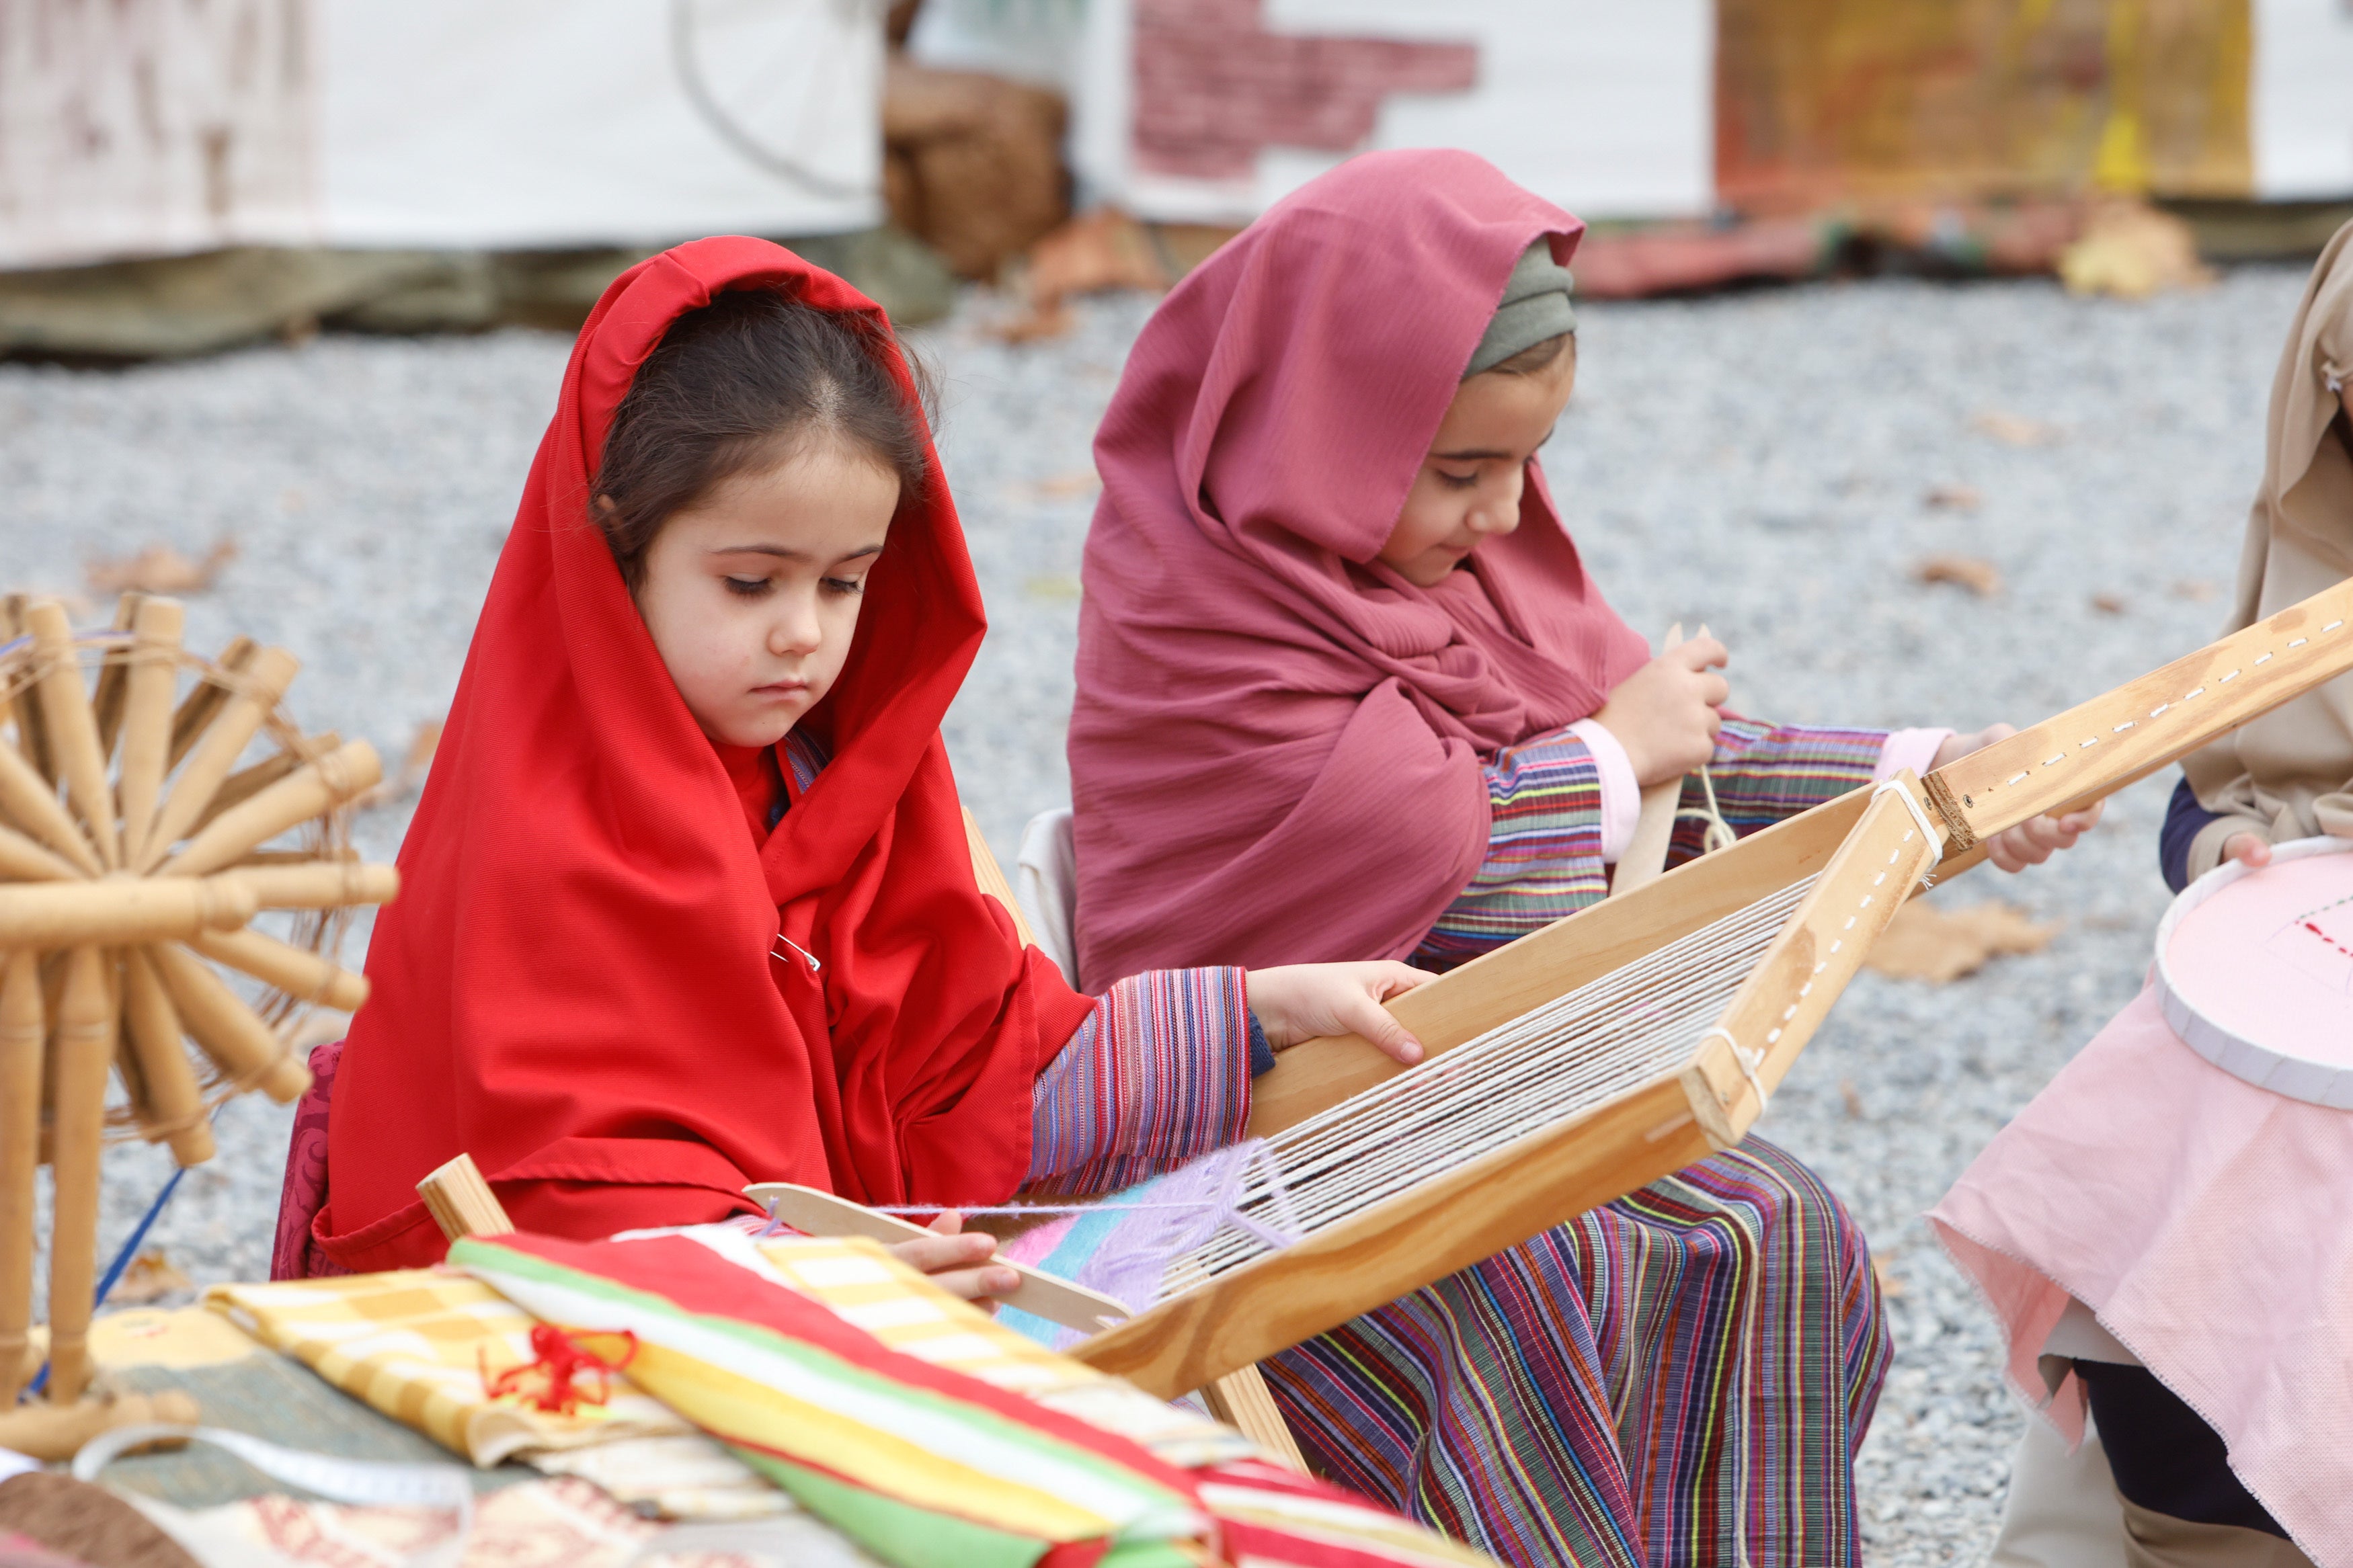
[0,819,83,882]
[963,806,1039,946]
[418,1153,514,1243]
[221,862,400,911]
[46,946,115,1403]
[1612,624,1685,898]
[120,946,216,1166]
[191,731,340,835]
[3,595,56,785]
[115,597,184,868]
[1199,1367,1308,1472]
[27,601,120,868]
[160,740,381,879]
[1928,575,2353,848]
[0,876,257,949]
[745,1180,1133,1334]
[0,952,43,1404]
[165,635,253,770]
[89,591,144,760]
[146,940,311,1104]
[0,729,103,875]
[188,927,369,1013]
[140,645,299,872]
[0,1389,200,1463]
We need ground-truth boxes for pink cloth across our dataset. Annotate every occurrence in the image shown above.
[1929,984,2353,1561]
[1568,718,1640,862]
[1069,149,1651,989]
[1872,727,1952,786]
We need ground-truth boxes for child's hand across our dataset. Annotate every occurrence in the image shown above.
[1929,723,2102,872]
[1248,961,1433,1065]
[2222,832,2272,870]
[885,1210,1018,1304]
[1593,636,1730,786]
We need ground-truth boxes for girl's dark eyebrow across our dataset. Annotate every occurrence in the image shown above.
[1431,425,1560,464]
[709,543,885,561]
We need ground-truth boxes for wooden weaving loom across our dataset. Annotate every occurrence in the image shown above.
[765,579,2353,1409]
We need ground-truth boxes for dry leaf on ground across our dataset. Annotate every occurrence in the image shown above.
[1968,410,2064,447]
[1923,483,1982,511]
[1915,554,2002,596]
[2091,592,2128,615]
[85,537,237,595]
[110,1249,193,1305]
[1840,1079,1866,1120]
[2173,579,2217,602]
[360,717,443,810]
[1865,898,2058,985]
[1872,1255,1907,1299]
[2058,201,2215,300]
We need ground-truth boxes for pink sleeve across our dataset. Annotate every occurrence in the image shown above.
[1874,727,1954,784]
[1566,718,1641,864]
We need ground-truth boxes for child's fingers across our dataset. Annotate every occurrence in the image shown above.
[889,1231,997,1276]
[1367,961,1434,1000]
[927,1264,1021,1303]
[2224,833,2272,868]
[1675,636,1729,671]
[1696,671,1731,708]
[1349,993,1425,1067]
[927,1210,965,1237]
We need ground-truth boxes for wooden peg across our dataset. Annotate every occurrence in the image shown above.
[2,595,56,785]
[0,952,44,1404]
[0,876,256,950]
[220,862,399,911]
[46,946,115,1403]
[0,819,83,883]
[146,940,311,1104]
[189,926,370,1013]
[141,645,299,871]
[27,602,120,869]
[89,591,145,759]
[963,806,1038,946]
[1199,1366,1308,1473]
[1614,624,1687,898]
[191,731,341,835]
[418,1153,514,1243]
[165,636,253,771]
[115,597,184,868]
[0,727,103,876]
[120,946,215,1166]
[161,740,381,878]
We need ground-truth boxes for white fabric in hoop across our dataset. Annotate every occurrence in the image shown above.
[2152,834,2353,1108]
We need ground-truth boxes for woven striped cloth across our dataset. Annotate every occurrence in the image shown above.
[1419,718,1886,969]
[204,1270,696,1467]
[456,1227,1506,1568]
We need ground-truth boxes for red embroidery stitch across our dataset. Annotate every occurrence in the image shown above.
[480,1325,639,1415]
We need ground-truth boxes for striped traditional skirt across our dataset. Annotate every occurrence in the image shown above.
[1263,1137,1890,1568]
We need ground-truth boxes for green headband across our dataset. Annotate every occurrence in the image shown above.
[1466,239,1577,376]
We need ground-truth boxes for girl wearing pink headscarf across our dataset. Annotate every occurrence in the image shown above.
[1066,150,2092,1565]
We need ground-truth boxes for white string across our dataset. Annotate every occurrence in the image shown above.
[1172,877,1817,1288]
[1870,778,1940,879]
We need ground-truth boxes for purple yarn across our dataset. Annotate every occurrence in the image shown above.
[1071,1140,1301,1313]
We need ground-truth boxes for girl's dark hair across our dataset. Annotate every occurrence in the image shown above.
[592,288,934,589]
[1483,331,1574,379]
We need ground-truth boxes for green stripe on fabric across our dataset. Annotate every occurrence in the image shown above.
[740,1450,1049,1568]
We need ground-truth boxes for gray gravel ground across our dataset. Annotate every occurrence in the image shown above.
[0,263,2315,1560]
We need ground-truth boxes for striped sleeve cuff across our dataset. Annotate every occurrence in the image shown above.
[1024,967,1253,1198]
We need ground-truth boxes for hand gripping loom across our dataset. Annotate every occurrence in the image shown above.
[791,581,2353,1403]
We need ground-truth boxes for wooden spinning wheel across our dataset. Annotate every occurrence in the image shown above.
[0,593,398,1437]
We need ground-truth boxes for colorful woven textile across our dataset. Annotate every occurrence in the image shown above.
[205,1270,696,1467]
[455,1227,1504,1568]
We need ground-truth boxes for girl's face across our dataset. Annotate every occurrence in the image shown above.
[631,440,900,749]
[1377,345,1577,587]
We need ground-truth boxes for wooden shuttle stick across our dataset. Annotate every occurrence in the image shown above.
[0,953,42,1404]
[115,597,184,868]
[189,927,370,1014]
[146,941,311,1104]
[139,645,300,872]
[46,947,114,1403]
[0,819,81,882]
[0,876,256,948]
[0,723,102,876]
[27,603,119,868]
[1613,624,1686,898]
[746,1181,1134,1333]
[418,1153,514,1243]
[161,740,381,879]
[223,862,400,911]
[120,948,216,1166]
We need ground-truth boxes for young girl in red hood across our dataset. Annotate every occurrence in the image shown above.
[285,239,1427,1297]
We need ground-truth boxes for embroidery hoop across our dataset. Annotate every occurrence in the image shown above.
[2153,834,2353,1109]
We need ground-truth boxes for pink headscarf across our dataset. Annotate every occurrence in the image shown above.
[1069,149,1650,989]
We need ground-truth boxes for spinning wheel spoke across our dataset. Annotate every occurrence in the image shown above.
[0,595,400,1434]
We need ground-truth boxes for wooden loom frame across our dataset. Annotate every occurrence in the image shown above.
[1053,577,2353,1399]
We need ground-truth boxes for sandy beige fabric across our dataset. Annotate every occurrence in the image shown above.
[2118,1500,2316,1568]
[2181,221,2353,876]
